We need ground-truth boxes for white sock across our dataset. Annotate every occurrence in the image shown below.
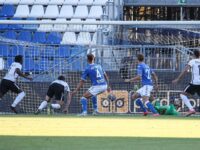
[180,94,193,110]
[38,101,48,110]
[11,92,25,107]
[51,104,61,109]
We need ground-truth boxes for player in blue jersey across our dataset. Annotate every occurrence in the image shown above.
[72,54,110,116]
[125,54,159,116]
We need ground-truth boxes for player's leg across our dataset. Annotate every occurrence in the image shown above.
[51,92,65,110]
[91,96,97,115]
[134,88,148,115]
[0,79,9,100]
[181,84,195,116]
[9,82,25,114]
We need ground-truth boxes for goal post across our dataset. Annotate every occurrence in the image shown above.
[0,20,199,115]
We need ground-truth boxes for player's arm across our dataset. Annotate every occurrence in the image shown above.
[124,75,141,82]
[104,72,111,92]
[72,80,85,96]
[15,68,32,81]
[152,72,158,91]
[172,65,190,84]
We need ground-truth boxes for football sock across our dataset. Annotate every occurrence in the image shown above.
[92,96,97,111]
[136,98,147,112]
[180,94,193,110]
[145,101,158,114]
[38,101,48,110]
[11,92,25,107]
[81,97,88,113]
[51,104,61,109]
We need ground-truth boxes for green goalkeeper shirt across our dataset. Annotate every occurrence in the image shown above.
[154,101,179,115]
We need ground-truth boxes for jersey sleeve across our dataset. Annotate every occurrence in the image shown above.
[81,68,88,81]
[64,83,70,92]
[137,65,143,76]
[16,63,22,70]
[188,60,194,67]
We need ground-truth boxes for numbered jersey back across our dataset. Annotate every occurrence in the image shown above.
[137,63,153,86]
[188,59,200,85]
[81,64,107,86]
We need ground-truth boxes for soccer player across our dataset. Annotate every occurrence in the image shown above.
[125,54,159,116]
[172,50,200,116]
[35,75,71,114]
[0,55,32,113]
[72,53,110,116]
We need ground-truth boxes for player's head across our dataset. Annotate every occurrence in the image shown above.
[87,53,95,64]
[193,50,200,58]
[14,55,23,64]
[137,54,144,62]
[58,75,65,81]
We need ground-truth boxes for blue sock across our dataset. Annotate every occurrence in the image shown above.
[135,98,147,113]
[145,101,158,114]
[92,96,97,111]
[81,97,87,113]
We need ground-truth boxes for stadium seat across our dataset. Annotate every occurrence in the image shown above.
[57,45,70,57]
[20,0,35,5]
[37,19,53,32]
[46,32,62,44]
[43,5,59,18]
[24,58,35,71]
[41,46,56,58]
[39,58,52,71]
[9,45,24,57]
[4,30,17,39]
[29,5,44,18]
[49,0,64,5]
[83,19,98,32]
[71,46,85,56]
[73,6,88,19]
[0,45,9,57]
[68,19,82,32]
[32,32,46,44]
[0,18,8,30]
[91,32,97,45]
[14,5,30,18]
[4,0,20,4]
[72,59,82,71]
[18,31,32,42]
[0,0,5,4]
[63,0,79,5]
[8,18,24,30]
[58,5,73,18]
[0,4,15,17]
[76,32,91,45]
[78,0,93,5]
[26,47,40,57]
[88,6,103,19]
[61,32,76,44]
[93,0,108,5]
[53,18,67,32]
[34,0,50,5]
[6,57,14,68]
[23,18,39,30]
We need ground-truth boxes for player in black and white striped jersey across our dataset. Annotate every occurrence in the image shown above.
[0,55,32,114]
[172,50,200,116]
[35,75,71,114]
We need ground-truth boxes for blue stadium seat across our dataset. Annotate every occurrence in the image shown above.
[23,18,39,30]
[39,58,52,71]
[46,32,62,44]
[0,44,9,57]
[0,18,8,30]
[23,58,35,71]
[4,30,17,39]
[6,57,14,69]
[9,45,24,57]
[71,46,86,57]
[72,58,82,71]
[57,45,70,58]
[32,32,46,44]
[18,31,32,42]
[41,46,56,58]
[25,47,40,57]
[8,18,23,30]
[0,5,15,17]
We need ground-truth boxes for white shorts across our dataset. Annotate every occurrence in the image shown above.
[136,85,153,97]
[88,85,108,96]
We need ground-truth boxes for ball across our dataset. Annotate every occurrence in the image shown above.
[107,93,116,101]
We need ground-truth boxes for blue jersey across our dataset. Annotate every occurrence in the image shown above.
[137,62,154,86]
[81,63,107,86]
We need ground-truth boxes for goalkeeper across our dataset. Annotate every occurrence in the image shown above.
[153,99,180,116]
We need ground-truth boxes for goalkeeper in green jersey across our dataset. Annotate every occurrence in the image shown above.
[153,99,180,115]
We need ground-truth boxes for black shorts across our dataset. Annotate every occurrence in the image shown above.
[0,79,22,96]
[184,83,200,96]
[47,83,64,101]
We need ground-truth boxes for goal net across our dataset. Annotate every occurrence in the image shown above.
[0,20,200,115]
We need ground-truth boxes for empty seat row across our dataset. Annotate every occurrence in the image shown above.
[38,19,98,32]
[13,5,103,19]
[1,0,108,6]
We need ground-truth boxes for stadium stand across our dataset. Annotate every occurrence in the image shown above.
[14,5,30,18]
[58,5,73,18]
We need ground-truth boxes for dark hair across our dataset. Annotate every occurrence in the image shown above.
[137,54,144,62]
[58,75,65,81]
[87,53,95,63]
[193,50,200,58]
[14,55,23,64]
